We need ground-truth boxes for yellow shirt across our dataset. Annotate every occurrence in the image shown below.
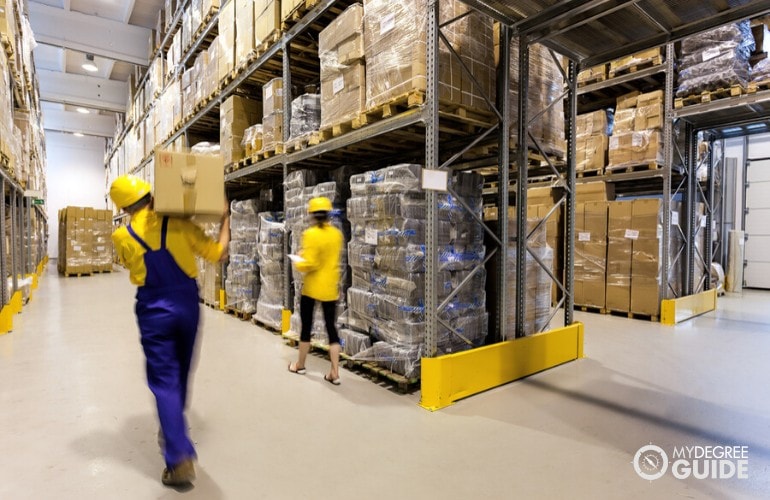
[112,207,224,286]
[295,223,344,302]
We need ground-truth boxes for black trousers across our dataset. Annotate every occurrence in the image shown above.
[299,295,339,344]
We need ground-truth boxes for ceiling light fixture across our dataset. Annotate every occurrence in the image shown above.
[73,132,84,137]
[76,107,90,114]
[82,53,98,72]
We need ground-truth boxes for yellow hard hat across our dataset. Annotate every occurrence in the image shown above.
[110,175,152,209]
[308,196,332,213]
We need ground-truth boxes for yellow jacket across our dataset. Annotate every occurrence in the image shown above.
[296,223,344,301]
[112,207,224,286]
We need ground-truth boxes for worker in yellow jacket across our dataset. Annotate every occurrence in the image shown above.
[109,175,230,486]
[288,197,344,384]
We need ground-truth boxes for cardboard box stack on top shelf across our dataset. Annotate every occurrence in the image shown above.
[607,90,664,171]
[608,47,663,78]
[576,109,611,175]
[255,0,281,47]
[319,3,366,130]
[363,0,495,111]
[221,95,262,166]
[218,0,235,82]
[235,0,256,67]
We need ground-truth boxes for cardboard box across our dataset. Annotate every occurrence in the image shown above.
[577,64,606,84]
[574,201,608,308]
[263,78,283,116]
[630,277,660,316]
[608,130,663,167]
[281,0,303,20]
[634,103,664,131]
[319,4,365,66]
[262,112,283,151]
[221,95,262,165]
[577,110,610,137]
[255,0,280,46]
[616,91,641,110]
[321,61,366,128]
[218,0,235,83]
[576,181,614,203]
[606,200,633,312]
[235,0,256,65]
[613,108,636,134]
[577,134,608,172]
[153,151,225,219]
[636,89,664,107]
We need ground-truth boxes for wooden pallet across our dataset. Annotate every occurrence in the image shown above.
[224,306,253,321]
[608,309,659,322]
[62,272,92,278]
[193,7,219,39]
[200,299,220,311]
[577,73,607,87]
[674,84,748,108]
[605,162,662,174]
[254,143,284,161]
[282,333,418,393]
[576,305,608,314]
[577,168,604,178]
[748,79,770,93]
[608,56,663,78]
[92,268,113,274]
[284,135,315,153]
[255,30,282,58]
[281,0,320,30]
[252,318,282,334]
[352,90,425,129]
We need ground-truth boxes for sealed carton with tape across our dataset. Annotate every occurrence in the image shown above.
[153,150,225,220]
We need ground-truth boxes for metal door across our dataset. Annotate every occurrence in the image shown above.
[744,159,770,289]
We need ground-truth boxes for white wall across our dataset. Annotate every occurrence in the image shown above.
[45,132,107,258]
[724,133,770,231]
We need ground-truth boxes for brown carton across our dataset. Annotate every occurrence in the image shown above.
[616,90,641,110]
[606,200,633,312]
[282,0,304,20]
[217,0,235,83]
[319,3,365,65]
[263,78,283,116]
[255,0,280,46]
[634,103,664,131]
[576,181,614,203]
[577,135,608,172]
[636,89,664,107]
[235,0,256,65]
[221,95,262,165]
[153,151,225,220]
[577,110,610,137]
[320,62,366,129]
[574,202,608,308]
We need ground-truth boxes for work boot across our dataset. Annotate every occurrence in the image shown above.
[161,458,196,486]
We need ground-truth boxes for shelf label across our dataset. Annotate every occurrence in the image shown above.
[421,169,448,192]
[702,47,721,62]
[578,231,591,242]
[671,211,679,226]
[632,132,644,148]
[333,76,345,95]
[380,13,396,35]
[365,227,378,245]
[624,229,639,240]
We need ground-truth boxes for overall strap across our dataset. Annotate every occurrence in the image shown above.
[126,223,152,252]
[160,216,170,249]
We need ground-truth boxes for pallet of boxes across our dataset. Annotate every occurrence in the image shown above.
[58,207,114,276]
[606,90,664,173]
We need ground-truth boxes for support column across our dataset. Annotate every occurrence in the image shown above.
[564,59,577,325]
[496,24,511,342]
[516,36,529,338]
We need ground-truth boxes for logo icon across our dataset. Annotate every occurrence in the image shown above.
[634,444,669,481]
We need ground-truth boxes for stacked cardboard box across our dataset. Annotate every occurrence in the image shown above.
[218,0,235,83]
[57,207,95,275]
[281,0,303,20]
[577,64,607,85]
[93,210,114,272]
[576,109,610,174]
[221,95,262,165]
[608,90,664,170]
[609,47,662,78]
[630,199,662,316]
[262,78,283,151]
[255,211,285,329]
[574,202,608,309]
[319,4,366,129]
[606,200,633,312]
[235,0,256,66]
[363,0,494,111]
[255,0,280,46]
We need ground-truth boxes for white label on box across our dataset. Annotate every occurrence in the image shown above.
[625,229,639,240]
[365,227,378,245]
[578,232,591,242]
[609,136,619,150]
[265,86,272,99]
[701,217,707,228]
[702,47,721,61]
[73,246,82,252]
[333,76,345,95]
[632,132,644,148]
[380,13,396,35]
[96,246,105,252]
[671,211,679,226]
[276,88,283,97]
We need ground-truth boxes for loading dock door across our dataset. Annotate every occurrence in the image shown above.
[745,159,770,289]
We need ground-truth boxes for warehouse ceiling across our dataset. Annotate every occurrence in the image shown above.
[28,0,165,138]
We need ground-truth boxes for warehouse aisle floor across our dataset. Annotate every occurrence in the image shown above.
[1,265,769,499]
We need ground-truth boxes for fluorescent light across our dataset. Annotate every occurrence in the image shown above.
[82,53,98,72]
[76,107,90,114]
[745,123,766,130]
[73,132,84,137]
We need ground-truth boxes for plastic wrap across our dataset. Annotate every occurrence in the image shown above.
[349,164,423,195]
[751,57,770,83]
[255,212,285,328]
[607,130,663,170]
[217,0,235,82]
[225,200,260,313]
[262,78,283,116]
[241,124,263,157]
[677,21,755,97]
[289,94,321,141]
[262,111,283,152]
[509,39,565,157]
[319,4,365,128]
[574,202,608,309]
[235,0,256,66]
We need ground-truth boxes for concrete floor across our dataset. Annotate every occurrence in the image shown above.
[1,264,769,499]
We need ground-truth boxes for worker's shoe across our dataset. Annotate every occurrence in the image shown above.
[161,458,196,486]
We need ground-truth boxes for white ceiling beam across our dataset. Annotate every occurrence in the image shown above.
[38,69,128,113]
[42,108,116,138]
[28,2,150,66]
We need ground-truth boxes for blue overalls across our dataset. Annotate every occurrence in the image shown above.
[127,217,199,468]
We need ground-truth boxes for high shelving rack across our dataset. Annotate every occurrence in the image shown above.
[106,0,770,407]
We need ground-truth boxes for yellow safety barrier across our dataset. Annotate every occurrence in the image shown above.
[661,289,717,325]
